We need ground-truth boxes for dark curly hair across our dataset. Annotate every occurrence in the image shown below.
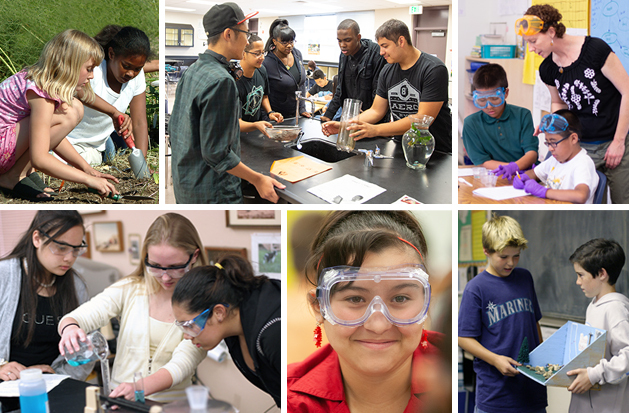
[525,4,566,38]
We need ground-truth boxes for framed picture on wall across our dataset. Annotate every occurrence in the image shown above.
[93,221,124,252]
[83,231,91,259]
[128,234,141,265]
[205,247,247,265]
[225,210,280,228]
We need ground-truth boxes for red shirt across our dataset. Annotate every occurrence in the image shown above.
[287,330,444,412]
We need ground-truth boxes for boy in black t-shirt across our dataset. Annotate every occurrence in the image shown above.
[306,69,335,98]
[237,34,284,137]
[322,19,452,153]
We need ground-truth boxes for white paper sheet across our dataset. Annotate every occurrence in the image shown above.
[458,169,475,177]
[473,186,529,201]
[0,374,70,397]
[307,174,386,204]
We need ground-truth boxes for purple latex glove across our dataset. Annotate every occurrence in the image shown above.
[513,174,531,189]
[524,179,548,198]
[491,162,520,180]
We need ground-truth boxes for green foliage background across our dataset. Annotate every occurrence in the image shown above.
[0,0,158,80]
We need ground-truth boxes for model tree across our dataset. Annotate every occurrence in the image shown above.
[517,336,530,364]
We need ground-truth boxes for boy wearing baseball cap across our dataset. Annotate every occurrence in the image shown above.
[170,2,285,203]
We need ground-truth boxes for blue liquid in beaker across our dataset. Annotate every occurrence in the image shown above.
[135,390,145,403]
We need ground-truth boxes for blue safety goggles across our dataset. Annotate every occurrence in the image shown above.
[539,113,571,134]
[472,87,505,109]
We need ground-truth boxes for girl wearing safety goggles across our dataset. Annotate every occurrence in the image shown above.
[513,110,599,203]
[519,4,629,203]
[287,211,446,413]
[0,211,90,389]
[58,213,208,403]
[171,255,281,407]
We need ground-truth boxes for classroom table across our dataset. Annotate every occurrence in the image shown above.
[457,166,571,204]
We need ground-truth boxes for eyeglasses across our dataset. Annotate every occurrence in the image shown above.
[175,303,230,337]
[230,27,253,42]
[40,230,87,257]
[145,253,194,278]
[544,135,571,149]
[276,39,295,47]
[245,50,264,58]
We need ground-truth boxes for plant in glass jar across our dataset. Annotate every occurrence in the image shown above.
[402,115,435,170]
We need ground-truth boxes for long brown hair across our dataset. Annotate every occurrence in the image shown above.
[4,211,84,346]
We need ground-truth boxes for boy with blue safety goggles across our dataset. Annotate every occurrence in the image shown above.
[513,110,600,203]
[461,63,538,177]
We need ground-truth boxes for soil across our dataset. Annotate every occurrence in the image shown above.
[0,150,159,204]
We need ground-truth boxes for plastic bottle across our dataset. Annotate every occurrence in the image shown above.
[19,369,50,413]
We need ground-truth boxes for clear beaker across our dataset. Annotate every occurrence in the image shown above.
[336,98,362,152]
[64,331,109,366]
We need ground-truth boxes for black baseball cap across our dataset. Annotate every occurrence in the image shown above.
[203,2,259,37]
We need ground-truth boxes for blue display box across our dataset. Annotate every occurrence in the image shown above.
[517,321,606,387]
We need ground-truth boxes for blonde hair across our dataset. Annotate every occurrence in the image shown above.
[482,214,528,253]
[26,29,103,105]
[127,213,209,294]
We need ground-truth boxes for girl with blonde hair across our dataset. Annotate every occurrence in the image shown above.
[58,213,209,402]
[0,29,129,201]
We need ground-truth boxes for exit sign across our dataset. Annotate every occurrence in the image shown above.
[409,5,423,14]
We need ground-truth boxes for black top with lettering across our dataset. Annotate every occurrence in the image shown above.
[236,65,270,123]
[10,294,61,366]
[376,52,452,153]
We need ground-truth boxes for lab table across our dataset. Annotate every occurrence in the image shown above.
[240,117,452,204]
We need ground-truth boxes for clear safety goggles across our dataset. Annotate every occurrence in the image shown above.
[472,87,505,109]
[316,264,431,327]
[40,230,87,257]
[539,113,570,134]
[175,303,230,337]
[515,16,545,36]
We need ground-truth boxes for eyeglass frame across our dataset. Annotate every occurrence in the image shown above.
[175,303,230,337]
[274,38,295,47]
[144,252,195,278]
[230,27,253,41]
[39,229,87,257]
[244,50,265,58]
[543,135,571,149]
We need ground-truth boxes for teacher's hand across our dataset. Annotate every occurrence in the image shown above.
[604,139,624,169]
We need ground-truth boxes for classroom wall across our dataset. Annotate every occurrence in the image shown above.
[164,11,208,57]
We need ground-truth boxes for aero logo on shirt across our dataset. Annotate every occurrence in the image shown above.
[486,298,535,327]
[387,79,420,120]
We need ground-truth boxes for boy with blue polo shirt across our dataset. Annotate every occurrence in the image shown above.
[567,239,629,412]
[459,214,547,413]
[462,64,539,179]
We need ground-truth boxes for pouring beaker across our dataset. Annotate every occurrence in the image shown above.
[336,99,362,152]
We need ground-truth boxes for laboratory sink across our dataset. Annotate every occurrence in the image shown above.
[291,138,357,163]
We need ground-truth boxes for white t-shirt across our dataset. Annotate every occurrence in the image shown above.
[534,147,599,204]
[67,59,146,151]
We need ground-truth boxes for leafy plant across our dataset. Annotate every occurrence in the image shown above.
[407,123,433,146]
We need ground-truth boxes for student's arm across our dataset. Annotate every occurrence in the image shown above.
[227,162,285,203]
[348,99,443,140]
[545,184,590,203]
[458,337,521,376]
[143,59,159,73]
[262,96,283,123]
[601,52,629,169]
[239,118,272,137]
[128,92,149,157]
[78,90,132,138]
[109,368,173,400]
[27,94,118,195]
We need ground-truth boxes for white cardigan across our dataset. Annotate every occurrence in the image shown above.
[61,277,206,402]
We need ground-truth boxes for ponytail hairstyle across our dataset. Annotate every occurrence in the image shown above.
[524,4,567,38]
[94,25,154,62]
[26,29,103,105]
[172,255,269,317]
[4,210,84,346]
[305,211,427,287]
[127,213,208,294]
[264,19,296,53]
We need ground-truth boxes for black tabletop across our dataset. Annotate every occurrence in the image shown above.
[240,117,452,204]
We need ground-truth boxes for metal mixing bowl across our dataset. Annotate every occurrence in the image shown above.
[265,126,302,142]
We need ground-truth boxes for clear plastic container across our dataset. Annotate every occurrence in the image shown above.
[19,369,49,413]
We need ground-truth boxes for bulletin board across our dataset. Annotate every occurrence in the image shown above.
[458,210,487,264]
[591,0,629,77]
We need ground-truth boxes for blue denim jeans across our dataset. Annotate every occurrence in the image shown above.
[102,136,116,164]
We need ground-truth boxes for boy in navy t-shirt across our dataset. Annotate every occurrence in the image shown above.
[459,214,547,413]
